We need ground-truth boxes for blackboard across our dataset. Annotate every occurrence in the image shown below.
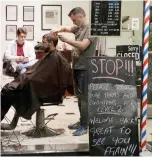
[148,53,152,104]
[86,57,139,156]
[90,0,121,36]
[116,45,141,61]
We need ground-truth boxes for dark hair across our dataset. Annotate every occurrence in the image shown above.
[17,27,27,35]
[68,7,86,17]
[34,42,45,51]
[42,33,58,47]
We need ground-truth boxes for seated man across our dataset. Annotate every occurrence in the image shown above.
[1,34,74,130]
[34,42,48,59]
[3,27,37,75]
[34,42,47,59]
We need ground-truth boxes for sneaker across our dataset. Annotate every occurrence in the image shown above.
[9,62,18,73]
[68,121,80,130]
[72,126,87,136]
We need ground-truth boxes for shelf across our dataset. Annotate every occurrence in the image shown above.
[121,29,133,32]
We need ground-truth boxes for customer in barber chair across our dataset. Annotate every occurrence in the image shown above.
[35,42,46,59]
[3,27,37,77]
[1,33,74,130]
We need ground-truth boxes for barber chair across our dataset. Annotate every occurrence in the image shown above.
[22,102,62,138]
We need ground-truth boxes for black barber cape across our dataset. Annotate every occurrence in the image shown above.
[1,50,73,120]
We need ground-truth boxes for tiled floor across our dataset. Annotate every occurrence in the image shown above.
[1,74,152,156]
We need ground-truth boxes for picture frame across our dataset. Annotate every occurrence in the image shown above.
[6,5,17,21]
[41,5,62,30]
[23,25,34,40]
[6,25,17,40]
[23,6,34,21]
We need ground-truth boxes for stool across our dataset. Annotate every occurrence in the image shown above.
[22,102,61,138]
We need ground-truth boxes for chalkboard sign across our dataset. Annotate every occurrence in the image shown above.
[116,45,141,61]
[90,0,121,36]
[148,53,152,104]
[86,57,139,156]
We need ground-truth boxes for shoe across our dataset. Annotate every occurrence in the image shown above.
[68,121,80,130]
[9,62,17,73]
[72,126,87,136]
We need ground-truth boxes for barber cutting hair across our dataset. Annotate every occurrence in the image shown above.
[51,7,98,136]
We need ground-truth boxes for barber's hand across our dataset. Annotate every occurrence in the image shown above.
[57,34,69,43]
[50,28,60,36]
[16,56,24,62]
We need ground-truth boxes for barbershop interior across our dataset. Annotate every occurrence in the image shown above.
[0,0,152,156]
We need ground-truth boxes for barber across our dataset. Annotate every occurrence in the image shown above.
[51,7,98,136]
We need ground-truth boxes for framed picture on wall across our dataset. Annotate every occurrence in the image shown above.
[6,25,17,40]
[23,25,34,40]
[6,5,17,21]
[41,5,62,30]
[23,6,34,21]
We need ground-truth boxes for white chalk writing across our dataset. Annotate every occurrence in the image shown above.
[90,117,113,125]
[120,117,137,125]
[92,137,106,146]
[115,85,134,91]
[90,126,114,137]
[88,92,100,99]
[104,144,137,156]
[104,92,120,98]
[120,126,131,134]
[123,93,134,98]
[89,99,116,106]
[112,137,130,146]
[88,83,111,90]
[91,58,123,76]
[97,105,124,113]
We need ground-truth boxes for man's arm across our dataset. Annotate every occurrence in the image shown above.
[65,38,91,51]
[27,44,36,61]
[58,26,96,51]
[51,25,77,34]
[58,33,94,51]
[4,42,20,61]
[58,26,72,33]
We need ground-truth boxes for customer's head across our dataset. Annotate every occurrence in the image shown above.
[42,33,58,52]
[68,7,86,27]
[16,27,27,44]
[34,42,47,58]
[34,42,45,52]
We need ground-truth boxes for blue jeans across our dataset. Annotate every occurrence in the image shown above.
[18,59,38,74]
[73,70,88,128]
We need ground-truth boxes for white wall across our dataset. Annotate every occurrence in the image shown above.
[122,1,143,44]
[105,1,144,56]
[1,0,90,58]
[0,1,2,77]
[1,0,144,58]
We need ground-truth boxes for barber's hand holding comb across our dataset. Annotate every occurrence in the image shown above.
[50,28,61,36]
